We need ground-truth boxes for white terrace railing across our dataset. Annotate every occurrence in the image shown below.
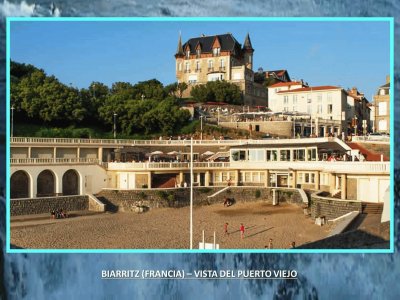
[106,161,389,174]
[11,137,247,146]
[230,161,390,174]
[10,158,101,165]
[10,136,343,147]
[106,162,231,170]
[351,135,390,144]
[10,158,390,174]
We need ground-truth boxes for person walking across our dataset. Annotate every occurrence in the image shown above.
[224,222,229,235]
[268,238,273,249]
[240,223,245,239]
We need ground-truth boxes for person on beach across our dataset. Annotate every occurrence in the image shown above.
[269,238,273,249]
[224,222,229,235]
[240,223,245,239]
[290,241,296,248]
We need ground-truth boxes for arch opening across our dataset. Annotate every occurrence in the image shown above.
[11,171,30,199]
[37,170,55,197]
[62,169,79,196]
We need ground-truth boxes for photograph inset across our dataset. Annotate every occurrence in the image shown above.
[8,20,391,251]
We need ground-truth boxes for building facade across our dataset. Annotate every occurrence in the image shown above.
[268,84,370,137]
[10,137,389,204]
[175,33,266,106]
[346,87,371,135]
[373,75,391,134]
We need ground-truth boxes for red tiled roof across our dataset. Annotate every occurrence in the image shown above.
[269,81,303,88]
[277,86,341,93]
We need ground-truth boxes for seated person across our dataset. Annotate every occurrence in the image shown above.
[59,208,68,218]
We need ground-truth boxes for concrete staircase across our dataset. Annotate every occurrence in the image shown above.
[361,202,383,215]
[347,142,389,161]
[207,151,229,162]
[95,191,119,212]
[152,176,176,188]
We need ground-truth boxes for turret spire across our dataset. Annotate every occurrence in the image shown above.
[243,32,254,51]
[175,31,184,56]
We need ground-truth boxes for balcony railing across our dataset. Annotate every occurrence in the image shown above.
[230,161,390,174]
[11,137,259,146]
[10,156,389,175]
[106,161,231,171]
[11,158,101,165]
[104,161,389,174]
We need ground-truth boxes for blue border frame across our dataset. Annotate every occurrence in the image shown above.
[6,17,395,254]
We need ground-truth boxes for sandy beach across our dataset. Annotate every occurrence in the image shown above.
[11,202,332,250]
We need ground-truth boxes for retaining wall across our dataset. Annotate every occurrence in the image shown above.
[96,187,304,212]
[11,195,89,216]
[310,193,361,220]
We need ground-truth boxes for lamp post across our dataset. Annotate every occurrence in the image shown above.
[200,116,204,140]
[113,112,117,139]
[353,115,358,136]
[11,105,14,138]
[190,137,193,249]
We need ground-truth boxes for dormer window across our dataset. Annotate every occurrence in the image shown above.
[213,47,220,57]
[196,48,201,58]
[186,50,190,59]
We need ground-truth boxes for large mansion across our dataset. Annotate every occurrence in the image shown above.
[175,33,266,106]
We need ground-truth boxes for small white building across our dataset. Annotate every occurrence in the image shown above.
[268,84,371,137]
[268,81,305,111]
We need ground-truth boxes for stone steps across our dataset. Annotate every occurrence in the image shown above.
[361,202,383,214]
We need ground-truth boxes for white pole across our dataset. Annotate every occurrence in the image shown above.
[202,230,205,249]
[113,112,117,139]
[213,231,216,249]
[200,116,203,140]
[190,137,193,249]
[11,105,14,138]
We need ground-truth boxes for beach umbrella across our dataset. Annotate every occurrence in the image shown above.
[150,150,164,155]
[167,151,179,155]
[202,151,215,156]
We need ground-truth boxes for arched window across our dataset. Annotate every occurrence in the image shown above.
[37,170,55,197]
[11,171,30,199]
[62,169,79,195]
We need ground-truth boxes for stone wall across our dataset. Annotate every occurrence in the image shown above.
[96,187,305,212]
[219,121,293,138]
[11,195,89,216]
[310,193,361,220]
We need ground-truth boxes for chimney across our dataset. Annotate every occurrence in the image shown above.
[386,75,390,83]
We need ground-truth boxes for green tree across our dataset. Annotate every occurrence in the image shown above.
[80,82,110,123]
[177,82,188,98]
[132,79,166,100]
[190,84,213,102]
[190,81,242,104]
[164,82,178,96]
